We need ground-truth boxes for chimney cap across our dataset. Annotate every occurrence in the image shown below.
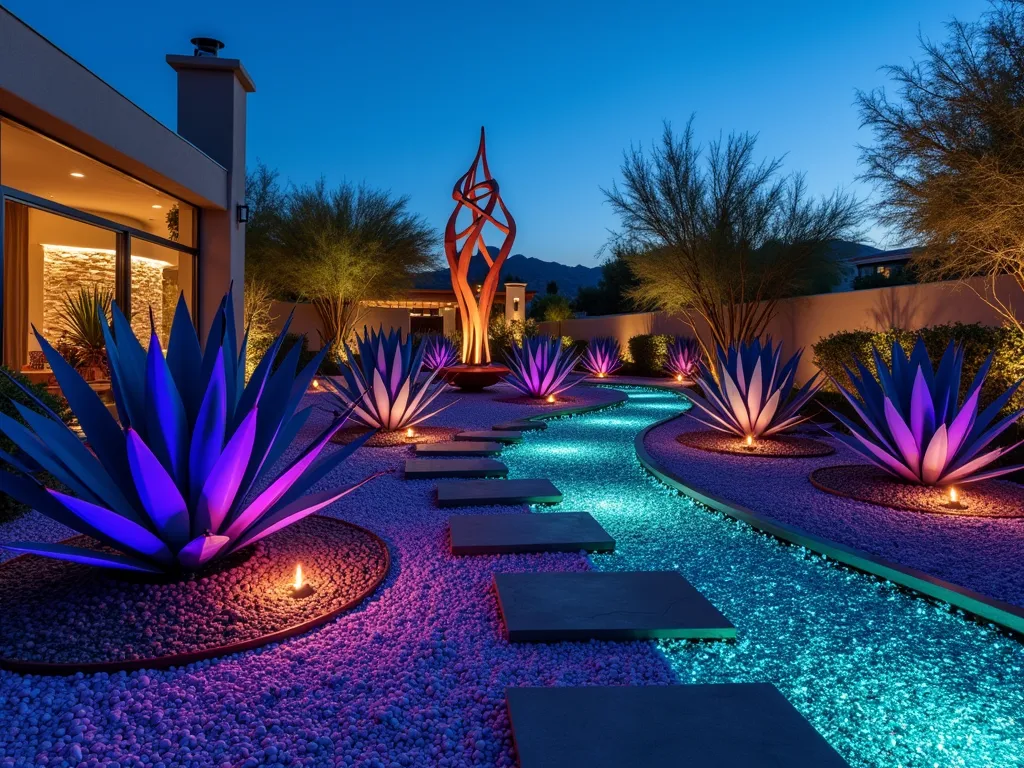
[190,37,225,57]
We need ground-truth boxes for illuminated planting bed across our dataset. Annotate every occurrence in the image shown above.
[504,387,1024,767]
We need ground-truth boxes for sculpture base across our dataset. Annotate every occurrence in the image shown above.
[440,364,510,392]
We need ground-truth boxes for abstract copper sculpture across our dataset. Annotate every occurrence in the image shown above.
[444,127,517,365]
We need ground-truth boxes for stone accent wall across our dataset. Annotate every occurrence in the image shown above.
[42,246,170,345]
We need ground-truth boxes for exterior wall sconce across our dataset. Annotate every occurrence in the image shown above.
[237,203,249,223]
[513,297,520,313]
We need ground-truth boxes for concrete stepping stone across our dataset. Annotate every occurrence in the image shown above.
[449,512,614,555]
[493,571,735,642]
[404,458,508,479]
[456,430,523,443]
[436,479,562,507]
[493,420,546,432]
[505,684,850,768]
[415,441,503,457]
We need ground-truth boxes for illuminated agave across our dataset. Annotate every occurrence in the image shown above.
[322,326,450,431]
[685,338,821,438]
[0,292,376,574]
[665,336,701,380]
[582,337,622,377]
[505,336,582,398]
[421,334,459,371]
[828,338,1024,485]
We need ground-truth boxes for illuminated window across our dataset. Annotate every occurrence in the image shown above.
[513,297,520,313]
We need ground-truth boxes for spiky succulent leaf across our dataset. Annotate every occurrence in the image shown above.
[665,336,701,379]
[421,335,460,371]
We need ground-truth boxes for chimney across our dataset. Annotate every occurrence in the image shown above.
[167,40,255,341]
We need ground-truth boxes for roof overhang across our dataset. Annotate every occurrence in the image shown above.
[0,8,229,210]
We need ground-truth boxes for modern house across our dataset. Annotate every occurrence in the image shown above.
[849,246,916,282]
[0,7,252,378]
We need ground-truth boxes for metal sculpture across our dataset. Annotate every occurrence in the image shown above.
[0,292,377,573]
[444,127,517,365]
[828,338,1024,485]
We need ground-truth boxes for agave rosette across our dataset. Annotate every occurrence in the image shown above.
[582,337,622,377]
[322,326,450,431]
[828,338,1024,485]
[665,336,701,380]
[421,334,459,371]
[505,336,582,398]
[0,292,376,574]
[685,338,821,438]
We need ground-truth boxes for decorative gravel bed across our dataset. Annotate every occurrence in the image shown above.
[810,464,1024,518]
[0,516,389,670]
[330,425,460,448]
[646,405,1024,608]
[494,394,585,406]
[676,429,834,457]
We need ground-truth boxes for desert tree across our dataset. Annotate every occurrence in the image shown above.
[604,119,862,356]
[277,179,436,350]
[858,0,1024,332]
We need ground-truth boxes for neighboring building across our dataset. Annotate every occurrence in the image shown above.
[1,8,252,377]
[849,247,917,282]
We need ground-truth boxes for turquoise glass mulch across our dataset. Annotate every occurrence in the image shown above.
[501,386,1024,768]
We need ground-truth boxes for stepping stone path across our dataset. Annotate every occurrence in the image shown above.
[449,512,614,555]
[456,430,524,443]
[415,441,503,457]
[505,684,851,768]
[493,571,735,642]
[493,420,546,432]
[404,458,508,479]
[436,479,562,507]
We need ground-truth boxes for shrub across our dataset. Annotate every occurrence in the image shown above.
[0,292,376,573]
[627,334,672,376]
[0,367,72,520]
[489,316,538,361]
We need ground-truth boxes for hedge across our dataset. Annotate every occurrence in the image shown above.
[626,334,673,376]
[812,322,1024,412]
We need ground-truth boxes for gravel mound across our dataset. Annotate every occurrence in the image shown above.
[0,516,389,668]
[676,429,834,457]
[330,425,460,448]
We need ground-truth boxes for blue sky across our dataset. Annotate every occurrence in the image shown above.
[5,0,989,266]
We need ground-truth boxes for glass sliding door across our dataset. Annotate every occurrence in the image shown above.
[130,239,196,348]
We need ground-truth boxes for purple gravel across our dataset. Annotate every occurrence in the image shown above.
[0,383,673,767]
[646,412,1024,608]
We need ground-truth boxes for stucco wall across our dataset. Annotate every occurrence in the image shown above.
[269,302,412,350]
[539,276,1024,383]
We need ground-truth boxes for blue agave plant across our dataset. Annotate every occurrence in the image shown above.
[0,292,376,574]
[665,336,701,380]
[685,338,821,438]
[322,326,450,431]
[505,336,582,398]
[581,337,622,378]
[421,334,459,371]
[829,337,1024,485]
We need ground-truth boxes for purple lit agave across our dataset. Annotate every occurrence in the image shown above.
[665,336,701,381]
[685,338,821,438]
[322,326,450,431]
[582,337,622,378]
[505,336,582,398]
[828,338,1024,485]
[0,292,376,574]
[421,334,459,371]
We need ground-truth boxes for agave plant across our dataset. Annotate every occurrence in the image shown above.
[828,338,1024,485]
[55,286,113,371]
[421,334,459,371]
[0,291,377,574]
[665,336,701,381]
[582,337,622,378]
[505,336,582,398]
[684,338,821,439]
[322,326,450,431]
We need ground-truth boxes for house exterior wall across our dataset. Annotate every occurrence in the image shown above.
[538,276,1024,383]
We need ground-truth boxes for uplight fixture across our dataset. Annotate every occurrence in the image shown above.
[290,563,314,598]
[945,486,965,510]
[745,434,754,450]
[546,394,556,404]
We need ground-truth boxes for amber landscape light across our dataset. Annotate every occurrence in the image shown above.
[290,563,314,599]
[546,394,556,403]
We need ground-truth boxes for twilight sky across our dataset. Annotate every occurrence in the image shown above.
[6,0,989,266]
